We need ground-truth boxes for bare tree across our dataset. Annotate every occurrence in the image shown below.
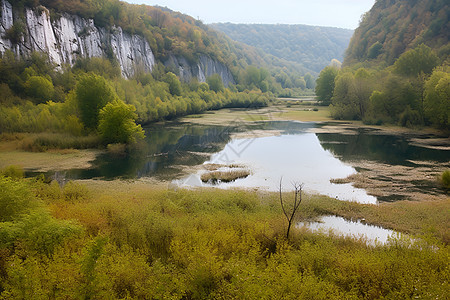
[279,178,304,240]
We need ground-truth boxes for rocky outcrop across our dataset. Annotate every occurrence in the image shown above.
[0,0,235,84]
[164,54,235,86]
[0,0,156,78]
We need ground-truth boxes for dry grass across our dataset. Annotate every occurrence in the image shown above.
[201,169,251,183]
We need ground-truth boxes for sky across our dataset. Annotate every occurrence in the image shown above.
[125,0,376,29]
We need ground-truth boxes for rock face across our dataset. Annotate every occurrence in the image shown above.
[0,0,235,84]
[164,54,235,86]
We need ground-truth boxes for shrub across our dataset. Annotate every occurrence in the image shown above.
[440,170,450,189]
[1,165,24,180]
[0,177,36,222]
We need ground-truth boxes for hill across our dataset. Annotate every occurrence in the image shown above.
[0,0,313,96]
[315,0,449,130]
[344,0,449,66]
[211,23,354,74]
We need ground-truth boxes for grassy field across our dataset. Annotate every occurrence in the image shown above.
[0,177,448,299]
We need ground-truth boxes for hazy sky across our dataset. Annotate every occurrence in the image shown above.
[125,0,376,29]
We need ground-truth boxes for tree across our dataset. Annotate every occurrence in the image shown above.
[75,73,117,130]
[423,69,450,128]
[98,100,145,144]
[393,44,439,77]
[279,178,303,240]
[304,73,315,89]
[367,41,383,59]
[206,74,224,93]
[25,75,54,103]
[315,66,339,106]
[164,72,182,96]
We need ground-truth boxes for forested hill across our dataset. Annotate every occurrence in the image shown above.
[211,23,354,73]
[344,0,449,66]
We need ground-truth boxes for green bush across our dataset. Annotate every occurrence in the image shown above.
[0,177,36,222]
[1,165,24,180]
[440,170,450,189]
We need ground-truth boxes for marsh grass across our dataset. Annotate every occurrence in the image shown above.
[201,169,251,183]
[0,179,448,299]
[20,133,101,152]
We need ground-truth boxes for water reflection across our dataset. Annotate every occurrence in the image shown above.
[178,132,377,204]
[317,129,449,165]
[298,216,399,245]
[34,120,448,204]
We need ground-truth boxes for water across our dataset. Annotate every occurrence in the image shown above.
[37,121,448,204]
[178,133,377,204]
[297,216,400,245]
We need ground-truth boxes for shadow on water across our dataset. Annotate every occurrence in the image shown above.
[316,127,449,166]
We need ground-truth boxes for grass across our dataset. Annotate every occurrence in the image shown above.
[0,177,448,299]
[201,169,251,183]
[279,106,333,122]
[0,149,99,172]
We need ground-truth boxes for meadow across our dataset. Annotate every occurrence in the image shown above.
[0,172,448,299]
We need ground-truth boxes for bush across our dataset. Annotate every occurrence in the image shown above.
[0,177,36,222]
[440,170,450,189]
[1,165,24,180]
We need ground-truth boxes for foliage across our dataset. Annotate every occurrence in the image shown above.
[75,73,118,130]
[423,68,450,128]
[345,0,449,66]
[0,165,24,180]
[315,66,339,106]
[440,169,450,189]
[0,180,448,298]
[393,44,440,77]
[163,72,182,96]
[98,100,145,144]
[0,176,35,222]
[212,23,353,73]
[206,74,224,93]
[24,75,55,103]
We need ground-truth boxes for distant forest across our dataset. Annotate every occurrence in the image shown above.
[211,23,353,74]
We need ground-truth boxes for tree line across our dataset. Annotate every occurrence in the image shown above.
[315,44,449,129]
[0,50,271,146]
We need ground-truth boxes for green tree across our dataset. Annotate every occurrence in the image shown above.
[315,66,339,106]
[98,100,145,144]
[206,74,224,93]
[367,41,383,59]
[330,72,359,120]
[304,73,315,89]
[25,75,54,103]
[75,73,117,130]
[163,72,182,96]
[393,44,439,77]
[423,69,450,128]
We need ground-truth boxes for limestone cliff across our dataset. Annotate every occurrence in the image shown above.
[0,0,235,84]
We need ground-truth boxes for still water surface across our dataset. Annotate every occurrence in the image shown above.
[54,121,448,203]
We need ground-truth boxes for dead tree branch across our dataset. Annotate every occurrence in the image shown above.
[279,177,304,240]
